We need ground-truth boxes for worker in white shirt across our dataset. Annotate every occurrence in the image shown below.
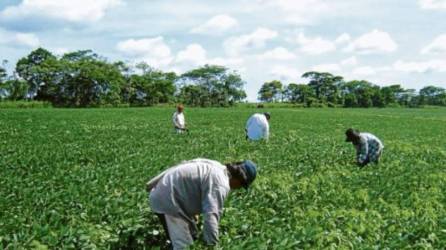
[146,158,257,250]
[172,104,187,133]
[245,112,270,140]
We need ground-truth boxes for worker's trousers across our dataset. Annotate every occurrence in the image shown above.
[157,213,195,250]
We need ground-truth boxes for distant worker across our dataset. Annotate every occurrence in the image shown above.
[172,104,187,133]
[146,158,257,250]
[345,128,384,167]
[245,112,270,140]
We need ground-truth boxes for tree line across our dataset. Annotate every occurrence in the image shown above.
[0,48,246,107]
[258,72,446,107]
[1,48,445,108]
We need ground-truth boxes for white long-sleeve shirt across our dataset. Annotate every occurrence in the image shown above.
[172,111,185,129]
[148,158,230,245]
[246,113,269,140]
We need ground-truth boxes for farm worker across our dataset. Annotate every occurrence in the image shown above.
[245,112,270,140]
[345,128,384,167]
[146,158,257,249]
[172,104,187,133]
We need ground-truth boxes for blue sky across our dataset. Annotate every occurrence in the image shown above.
[0,0,446,101]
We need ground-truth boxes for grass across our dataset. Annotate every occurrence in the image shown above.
[0,100,52,109]
[1,107,445,249]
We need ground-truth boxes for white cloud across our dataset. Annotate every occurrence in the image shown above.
[116,37,173,68]
[173,44,245,72]
[207,57,244,67]
[421,34,446,54]
[335,33,351,44]
[0,29,39,48]
[258,0,330,24]
[393,59,446,73]
[223,27,278,56]
[311,63,341,72]
[14,33,40,47]
[340,56,358,66]
[190,14,238,35]
[270,65,301,80]
[258,47,296,60]
[419,0,446,9]
[345,29,398,54]
[176,44,207,65]
[295,32,336,55]
[1,0,123,23]
[352,66,376,76]
[207,57,246,73]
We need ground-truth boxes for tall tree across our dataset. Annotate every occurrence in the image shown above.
[0,61,7,81]
[397,89,416,106]
[381,84,405,105]
[3,79,29,100]
[15,48,59,100]
[284,83,314,104]
[419,85,446,106]
[302,71,343,103]
[340,80,375,107]
[178,85,209,107]
[258,80,283,102]
[128,68,177,106]
[59,50,125,106]
[181,65,246,106]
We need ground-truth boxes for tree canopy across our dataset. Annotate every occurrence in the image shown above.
[258,71,445,108]
[1,48,445,108]
[1,48,246,107]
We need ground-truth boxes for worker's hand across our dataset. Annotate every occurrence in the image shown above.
[194,214,199,223]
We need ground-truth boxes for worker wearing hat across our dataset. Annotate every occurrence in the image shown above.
[345,128,384,167]
[146,158,257,249]
[245,112,270,140]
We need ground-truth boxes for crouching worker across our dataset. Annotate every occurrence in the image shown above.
[345,128,384,167]
[146,158,257,249]
[245,112,270,141]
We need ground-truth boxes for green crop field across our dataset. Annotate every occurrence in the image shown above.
[1,107,446,249]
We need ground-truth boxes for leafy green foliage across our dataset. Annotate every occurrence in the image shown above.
[258,80,283,102]
[179,65,246,107]
[1,108,445,249]
[8,49,247,107]
[4,48,446,108]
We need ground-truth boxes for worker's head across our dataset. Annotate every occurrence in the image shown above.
[226,160,257,190]
[177,104,184,113]
[264,112,271,121]
[345,128,360,144]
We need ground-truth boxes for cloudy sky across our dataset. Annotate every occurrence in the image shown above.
[0,0,446,101]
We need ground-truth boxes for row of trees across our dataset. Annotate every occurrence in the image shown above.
[0,48,246,107]
[258,72,446,107]
[1,48,445,108]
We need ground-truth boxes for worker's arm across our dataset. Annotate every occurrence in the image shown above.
[357,138,369,166]
[172,113,180,129]
[202,213,220,245]
[201,185,229,245]
[146,170,167,192]
[263,121,270,140]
